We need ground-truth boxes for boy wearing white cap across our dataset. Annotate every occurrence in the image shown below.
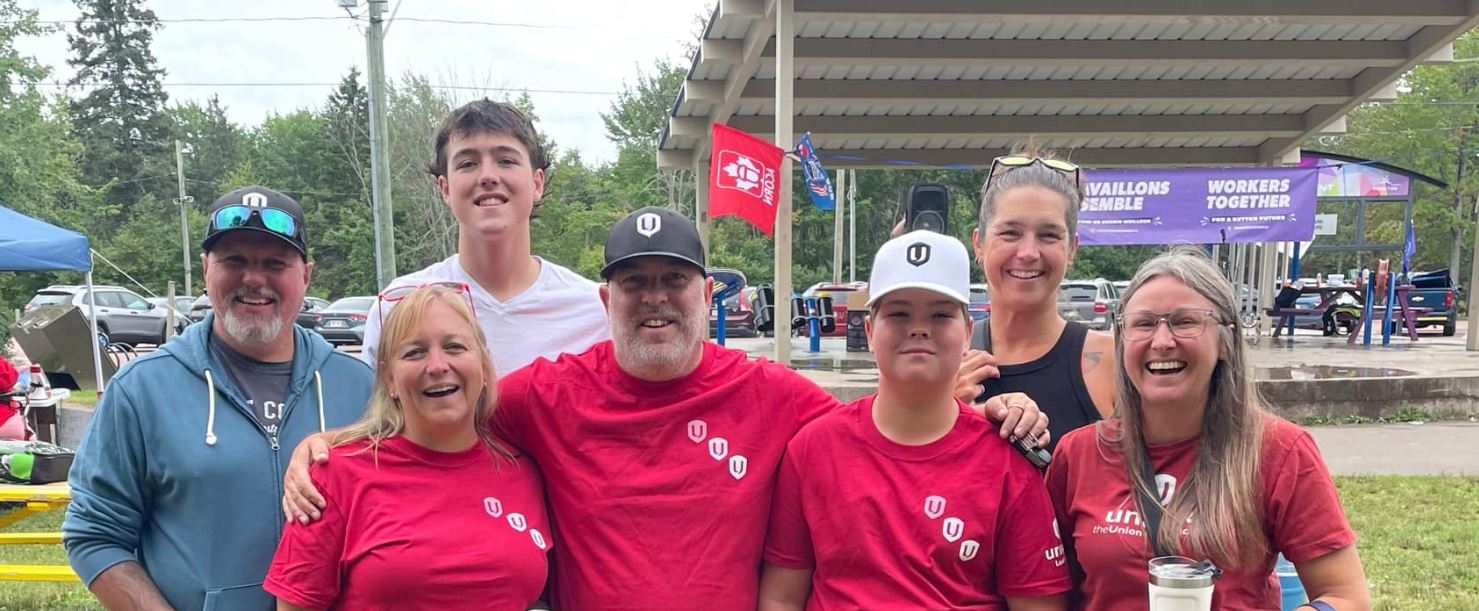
[758,231,1070,610]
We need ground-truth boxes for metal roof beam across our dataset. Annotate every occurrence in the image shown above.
[716,113,1309,139]
[793,0,1473,25]
[730,78,1355,106]
[763,38,1410,67]
[720,0,765,19]
[698,1,777,162]
[1266,11,1479,161]
[806,146,1265,168]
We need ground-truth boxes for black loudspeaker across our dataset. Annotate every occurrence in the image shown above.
[750,285,775,333]
[845,310,869,352]
[907,183,951,234]
[816,297,836,333]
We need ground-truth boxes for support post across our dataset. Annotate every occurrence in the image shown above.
[366,0,397,289]
[773,0,794,364]
[832,168,845,283]
[695,157,711,260]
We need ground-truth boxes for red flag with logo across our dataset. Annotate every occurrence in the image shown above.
[709,122,783,237]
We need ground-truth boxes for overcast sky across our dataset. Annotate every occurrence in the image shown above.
[16,0,711,163]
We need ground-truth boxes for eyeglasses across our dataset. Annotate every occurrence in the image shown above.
[1117,308,1225,340]
[986,155,1081,188]
[211,205,298,240]
[376,281,477,325]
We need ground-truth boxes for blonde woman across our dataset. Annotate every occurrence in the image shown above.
[265,284,550,610]
[1045,249,1369,610]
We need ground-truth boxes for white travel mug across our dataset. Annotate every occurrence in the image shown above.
[1148,556,1218,611]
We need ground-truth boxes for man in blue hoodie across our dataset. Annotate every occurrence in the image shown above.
[64,186,373,610]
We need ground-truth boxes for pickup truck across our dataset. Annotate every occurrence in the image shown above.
[1406,269,1458,336]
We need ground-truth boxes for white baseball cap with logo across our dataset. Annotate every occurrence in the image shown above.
[865,230,971,308]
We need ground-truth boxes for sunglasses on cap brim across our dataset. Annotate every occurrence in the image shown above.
[211,205,299,241]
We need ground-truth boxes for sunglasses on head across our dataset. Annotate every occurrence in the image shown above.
[987,155,1081,188]
[376,281,478,326]
[211,205,299,240]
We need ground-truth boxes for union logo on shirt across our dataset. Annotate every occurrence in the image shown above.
[482,496,548,551]
[686,419,749,480]
[919,494,979,564]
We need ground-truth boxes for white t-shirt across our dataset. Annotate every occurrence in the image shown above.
[361,255,610,376]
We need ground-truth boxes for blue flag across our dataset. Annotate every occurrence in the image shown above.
[1402,221,1416,274]
[795,133,835,211]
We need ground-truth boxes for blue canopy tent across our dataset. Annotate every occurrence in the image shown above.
[1,203,106,390]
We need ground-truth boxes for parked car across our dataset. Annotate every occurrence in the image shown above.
[1406,269,1459,336]
[25,285,172,346]
[297,296,332,329]
[314,296,376,346]
[968,283,990,322]
[188,294,213,323]
[709,287,758,339]
[147,296,196,334]
[1058,279,1120,331]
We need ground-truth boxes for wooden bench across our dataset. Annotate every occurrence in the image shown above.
[1267,307,1330,337]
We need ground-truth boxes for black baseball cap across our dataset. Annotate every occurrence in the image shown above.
[601,206,706,279]
[201,186,309,260]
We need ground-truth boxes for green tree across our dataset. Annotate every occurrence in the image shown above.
[0,0,102,335]
[170,95,246,200]
[66,0,172,211]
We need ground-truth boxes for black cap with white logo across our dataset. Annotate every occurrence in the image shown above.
[601,206,706,279]
[201,186,309,260]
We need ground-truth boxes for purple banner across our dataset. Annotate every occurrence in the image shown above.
[1077,167,1317,246]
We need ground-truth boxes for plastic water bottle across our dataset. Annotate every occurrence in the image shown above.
[1277,554,1306,610]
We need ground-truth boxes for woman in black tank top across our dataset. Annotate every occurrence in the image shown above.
[956,148,1116,455]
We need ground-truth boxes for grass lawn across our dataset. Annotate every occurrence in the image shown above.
[0,476,1469,609]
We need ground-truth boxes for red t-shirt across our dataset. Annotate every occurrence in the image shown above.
[495,340,840,610]
[764,395,1071,609]
[264,436,550,610]
[1044,417,1357,611]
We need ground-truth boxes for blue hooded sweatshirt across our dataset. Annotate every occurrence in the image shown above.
[64,315,372,610]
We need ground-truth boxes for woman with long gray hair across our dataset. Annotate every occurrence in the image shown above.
[265,284,551,610]
[1044,248,1368,610]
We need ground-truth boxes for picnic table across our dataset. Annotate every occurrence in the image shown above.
[1268,285,1431,343]
[0,481,77,581]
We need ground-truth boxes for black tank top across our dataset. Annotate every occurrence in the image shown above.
[971,320,1102,453]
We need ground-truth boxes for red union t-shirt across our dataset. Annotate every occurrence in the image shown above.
[764,395,1071,609]
[1044,417,1357,611]
[494,340,841,610]
[264,436,550,611]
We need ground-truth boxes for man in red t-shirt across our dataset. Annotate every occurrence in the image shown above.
[759,230,1069,610]
[286,208,1051,610]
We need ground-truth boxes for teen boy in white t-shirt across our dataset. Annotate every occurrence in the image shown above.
[361,100,608,375]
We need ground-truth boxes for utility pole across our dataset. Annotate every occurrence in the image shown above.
[173,140,194,296]
[366,0,396,288]
[1451,130,1469,286]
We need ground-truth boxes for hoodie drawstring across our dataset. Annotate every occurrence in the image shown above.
[204,369,219,446]
[314,371,326,433]
[204,369,327,446]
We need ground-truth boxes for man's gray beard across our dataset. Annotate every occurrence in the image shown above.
[221,309,287,346]
[612,312,705,379]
